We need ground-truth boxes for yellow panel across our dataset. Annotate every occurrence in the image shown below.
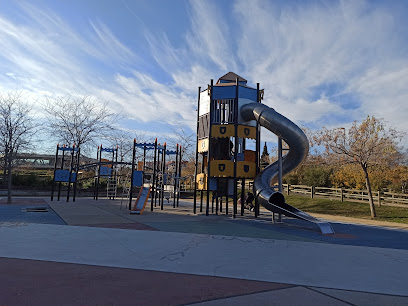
[237,161,256,178]
[198,138,209,153]
[210,160,234,177]
[237,125,256,139]
[196,173,207,190]
[211,125,234,138]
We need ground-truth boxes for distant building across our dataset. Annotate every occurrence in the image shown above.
[1,153,97,172]
[260,142,270,170]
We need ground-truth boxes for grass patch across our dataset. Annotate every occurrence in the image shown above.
[286,194,408,224]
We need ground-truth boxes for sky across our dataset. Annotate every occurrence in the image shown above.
[1,0,407,155]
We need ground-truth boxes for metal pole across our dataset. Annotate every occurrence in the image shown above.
[73,147,80,202]
[57,146,65,201]
[194,87,201,214]
[93,147,98,200]
[173,144,178,208]
[96,145,102,200]
[129,139,136,210]
[154,143,163,207]
[67,144,75,202]
[215,191,218,215]
[151,139,157,210]
[233,77,239,218]
[143,145,147,175]
[177,145,182,207]
[206,80,213,216]
[161,143,166,210]
[51,144,59,201]
[255,83,261,217]
[200,154,204,212]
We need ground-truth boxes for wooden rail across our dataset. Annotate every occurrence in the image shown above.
[282,184,408,206]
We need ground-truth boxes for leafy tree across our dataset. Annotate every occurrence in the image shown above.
[283,172,300,185]
[388,165,408,193]
[0,92,36,203]
[301,166,333,187]
[43,94,120,152]
[315,116,404,218]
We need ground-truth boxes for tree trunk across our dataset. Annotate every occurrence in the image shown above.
[362,164,376,218]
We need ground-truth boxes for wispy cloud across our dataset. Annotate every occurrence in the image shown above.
[0,0,407,149]
[227,0,408,136]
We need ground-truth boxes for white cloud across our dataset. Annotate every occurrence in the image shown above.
[228,0,407,140]
[0,0,407,151]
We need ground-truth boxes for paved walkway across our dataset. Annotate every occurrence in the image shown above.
[1,197,408,305]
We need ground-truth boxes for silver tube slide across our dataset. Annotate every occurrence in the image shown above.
[241,103,334,234]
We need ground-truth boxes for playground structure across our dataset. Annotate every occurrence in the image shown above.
[193,72,334,234]
[51,144,80,202]
[130,139,182,213]
[50,140,182,215]
[94,145,119,200]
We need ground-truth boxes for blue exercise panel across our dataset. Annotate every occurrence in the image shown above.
[100,166,112,177]
[55,170,70,182]
[133,171,143,187]
[55,170,76,182]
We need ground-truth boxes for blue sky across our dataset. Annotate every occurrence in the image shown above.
[1,0,408,154]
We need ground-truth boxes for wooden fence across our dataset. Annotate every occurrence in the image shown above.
[283,184,408,207]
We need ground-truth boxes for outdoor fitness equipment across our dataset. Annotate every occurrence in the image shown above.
[94,145,119,200]
[51,144,80,202]
[131,139,182,212]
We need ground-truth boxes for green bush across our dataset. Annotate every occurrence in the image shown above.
[301,166,333,187]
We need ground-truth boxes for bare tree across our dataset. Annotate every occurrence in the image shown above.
[168,123,195,161]
[43,94,120,152]
[0,92,36,203]
[106,129,147,163]
[315,116,405,218]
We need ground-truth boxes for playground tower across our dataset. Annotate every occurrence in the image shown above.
[193,72,262,217]
[193,73,334,234]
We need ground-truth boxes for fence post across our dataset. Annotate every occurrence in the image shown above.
[311,186,314,199]
[287,184,290,195]
[341,188,344,202]
[377,191,381,207]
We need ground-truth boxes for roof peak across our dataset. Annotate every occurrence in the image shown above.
[217,72,247,84]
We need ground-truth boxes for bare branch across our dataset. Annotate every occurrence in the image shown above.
[42,94,121,152]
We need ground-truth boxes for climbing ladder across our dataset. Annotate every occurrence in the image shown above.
[120,176,131,209]
[107,177,117,199]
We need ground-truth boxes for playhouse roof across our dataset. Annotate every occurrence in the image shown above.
[217,72,247,84]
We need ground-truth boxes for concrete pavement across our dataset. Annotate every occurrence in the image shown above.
[1,197,408,305]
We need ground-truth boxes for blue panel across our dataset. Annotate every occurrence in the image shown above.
[213,86,236,99]
[101,148,117,152]
[237,153,245,161]
[55,170,70,182]
[239,87,257,101]
[208,178,217,191]
[133,171,143,187]
[212,85,257,101]
[100,167,112,177]
[70,173,77,183]
[59,146,78,152]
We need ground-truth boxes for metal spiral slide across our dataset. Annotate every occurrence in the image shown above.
[240,103,334,234]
